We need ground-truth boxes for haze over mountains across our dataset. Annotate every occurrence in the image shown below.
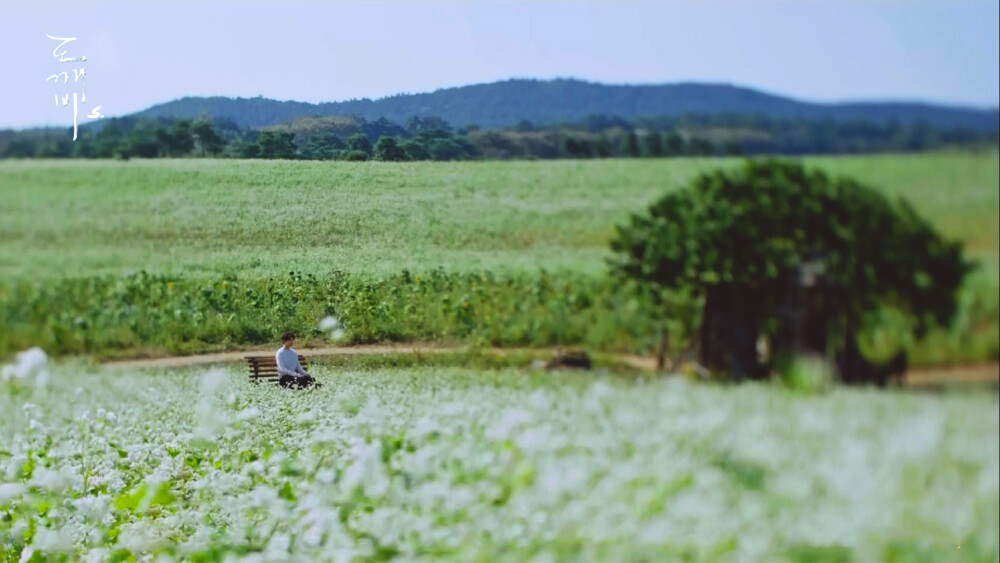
[132,78,999,132]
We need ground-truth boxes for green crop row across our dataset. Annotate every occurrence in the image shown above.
[1,268,995,367]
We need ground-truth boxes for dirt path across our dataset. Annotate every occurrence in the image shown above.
[103,344,453,369]
[101,345,997,388]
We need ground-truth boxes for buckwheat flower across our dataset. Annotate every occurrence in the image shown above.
[0,483,27,503]
[31,526,75,553]
[72,494,112,523]
[2,347,49,385]
[193,368,230,440]
[237,406,262,421]
[319,316,346,341]
[116,521,161,554]
[244,461,265,475]
[412,417,440,439]
[487,408,533,441]
[10,519,28,541]
[5,455,27,480]
[265,533,291,558]
[30,466,75,492]
[80,549,110,563]
[200,368,227,394]
[342,438,388,497]
[299,496,340,548]
[95,408,118,424]
[582,380,614,413]
[249,485,278,508]
[515,426,551,452]
[528,389,551,411]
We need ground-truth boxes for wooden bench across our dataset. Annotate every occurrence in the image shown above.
[245,354,309,384]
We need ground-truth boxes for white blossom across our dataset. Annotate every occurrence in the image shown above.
[2,347,49,385]
[319,316,346,341]
[0,362,994,560]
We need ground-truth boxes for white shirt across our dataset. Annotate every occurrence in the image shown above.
[276,347,308,378]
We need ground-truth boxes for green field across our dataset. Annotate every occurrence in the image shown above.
[1,362,997,560]
[1,152,996,280]
[0,152,997,364]
[2,155,998,560]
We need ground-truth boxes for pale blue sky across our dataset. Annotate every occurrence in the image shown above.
[1,0,997,129]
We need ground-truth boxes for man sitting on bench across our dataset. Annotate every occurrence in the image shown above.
[276,331,316,389]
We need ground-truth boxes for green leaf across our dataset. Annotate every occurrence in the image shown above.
[278,481,296,502]
[114,483,148,511]
[148,481,176,507]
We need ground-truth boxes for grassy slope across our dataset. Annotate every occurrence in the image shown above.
[1,152,995,281]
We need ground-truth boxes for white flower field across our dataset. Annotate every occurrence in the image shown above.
[1,358,997,561]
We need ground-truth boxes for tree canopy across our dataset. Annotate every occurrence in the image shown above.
[609,159,973,336]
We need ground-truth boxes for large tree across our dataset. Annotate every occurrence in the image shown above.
[346,133,373,156]
[609,159,972,380]
[619,131,640,157]
[643,132,664,157]
[256,131,296,159]
[373,136,407,161]
[192,118,223,156]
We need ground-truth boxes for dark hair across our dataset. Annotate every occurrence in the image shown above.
[281,331,295,343]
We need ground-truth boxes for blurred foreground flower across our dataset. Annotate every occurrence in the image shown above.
[1,347,49,387]
[192,368,229,443]
[319,316,346,341]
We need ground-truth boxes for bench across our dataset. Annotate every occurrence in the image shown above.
[245,354,310,384]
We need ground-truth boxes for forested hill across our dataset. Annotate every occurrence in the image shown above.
[134,78,998,131]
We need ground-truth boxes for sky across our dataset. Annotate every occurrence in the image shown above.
[0,0,997,129]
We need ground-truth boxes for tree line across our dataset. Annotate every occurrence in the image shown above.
[1,112,994,161]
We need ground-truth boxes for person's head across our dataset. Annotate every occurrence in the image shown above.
[281,331,295,348]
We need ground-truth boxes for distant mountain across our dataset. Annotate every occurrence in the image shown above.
[134,78,999,132]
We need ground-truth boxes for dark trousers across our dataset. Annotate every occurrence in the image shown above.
[279,374,316,389]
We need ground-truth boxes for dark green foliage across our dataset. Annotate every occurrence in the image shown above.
[299,132,345,160]
[256,131,297,159]
[686,137,716,156]
[3,107,995,161]
[126,124,161,158]
[192,118,223,155]
[363,117,408,141]
[620,131,640,157]
[93,118,125,157]
[240,141,261,158]
[609,160,973,348]
[561,137,589,158]
[643,132,664,157]
[426,137,467,161]
[593,134,612,158]
[405,115,452,135]
[664,132,685,156]
[344,150,369,161]
[2,138,37,157]
[165,120,195,156]
[346,133,372,156]
[374,136,406,161]
[401,140,430,161]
